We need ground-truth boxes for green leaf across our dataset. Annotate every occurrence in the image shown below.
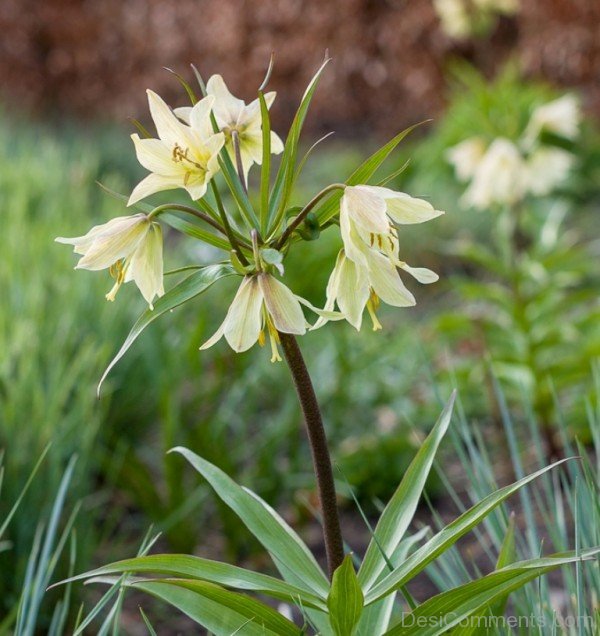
[132,579,303,636]
[358,392,456,592]
[315,122,425,226]
[268,58,330,234]
[365,458,574,604]
[327,556,364,636]
[161,212,232,252]
[259,91,272,235]
[448,515,517,636]
[383,549,600,636]
[171,448,329,598]
[55,554,325,610]
[98,265,233,394]
[356,596,396,636]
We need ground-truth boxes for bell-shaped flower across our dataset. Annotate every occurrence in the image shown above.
[339,185,443,275]
[524,94,580,145]
[446,137,486,182]
[461,138,526,209]
[526,147,575,196]
[56,214,164,308]
[200,273,313,362]
[176,75,284,179]
[129,90,225,205]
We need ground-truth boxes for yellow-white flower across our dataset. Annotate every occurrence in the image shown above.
[526,147,575,196]
[434,0,472,39]
[129,90,225,205]
[200,274,309,362]
[176,74,283,179]
[56,214,164,307]
[462,138,526,209]
[524,95,580,145]
[340,185,443,278]
[317,249,418,331]
[446,137,487,182]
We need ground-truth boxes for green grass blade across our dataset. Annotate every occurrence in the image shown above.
[171,447,330,598]
[131,579,303,636]
[98,264,234,394]
[161,213,232,251]
[358,392,456,591]
[259,91,271,235]
[365,458,574,605]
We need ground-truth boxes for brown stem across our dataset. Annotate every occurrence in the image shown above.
[278,332,344,578]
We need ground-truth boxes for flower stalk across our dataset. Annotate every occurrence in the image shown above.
[278,332,344,578]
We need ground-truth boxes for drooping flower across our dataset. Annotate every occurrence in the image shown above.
[446,137,487,182]
[339,185,443,277]
[316,249,420,331]
[129,90,225,205]
[525,147,575,196]
[461,138,526,209]
[176,74,284,180]
[524,95,580,145]
[200,274,310,362]
[56,214,164,307]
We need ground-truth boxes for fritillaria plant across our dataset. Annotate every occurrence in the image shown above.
[55,60,597,634]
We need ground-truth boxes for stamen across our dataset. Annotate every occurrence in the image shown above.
[367,291,382,331]
[265,314,282,362]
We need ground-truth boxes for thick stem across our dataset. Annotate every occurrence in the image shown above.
[278,332,344,578]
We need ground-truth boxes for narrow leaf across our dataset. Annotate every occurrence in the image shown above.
[132,579,303,636]
[359,392,456,591]
[327,556,364,636]
[365,458,574,604]
[98,265,233,394]
[171,448,330,598]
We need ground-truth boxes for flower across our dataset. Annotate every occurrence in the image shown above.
[526,147,575,196]
[339,185,444,272]
[434,0,472,39]
[200,274,308,362]
[461,138,526,209]
[56,214,164,307]
[129,90,225,205]
[317,249,419,331]
[176,75,284,179]
[446,137,487,182]
[524,95,580,145]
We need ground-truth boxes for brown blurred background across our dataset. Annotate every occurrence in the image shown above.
[1,0,599,136]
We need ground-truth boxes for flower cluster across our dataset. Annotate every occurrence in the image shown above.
[57,68,444,364]
[447,94,580,209]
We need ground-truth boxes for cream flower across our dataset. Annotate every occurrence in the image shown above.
[446,137,487,182]
[200,274,310,362]
[317,249,419,331]
[339,185,443,277]
[176,74,284,179]
[526,147,575,196]
[56,214,164,307]
[462,138,526,209]
[434,0,472,39]
[129,90,225,205]
[524,95,580,145]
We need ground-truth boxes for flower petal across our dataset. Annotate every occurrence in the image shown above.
[400,263,439,284]
[223,277,264,352]
[125,223,164,307]
[128,173,183,206]
[147,90,191,147]
[131,134,177,175]
[343,186,389,234]
[258,274,306,335]
[336,252,370,330]
[366,251,416,307]
[189,95,217,140]
[206,74,246,127]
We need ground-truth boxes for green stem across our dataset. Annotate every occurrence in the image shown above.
[210,181,250,266]
[274,183,345,248]
[148,204,226,235]
[278,333,344,579]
